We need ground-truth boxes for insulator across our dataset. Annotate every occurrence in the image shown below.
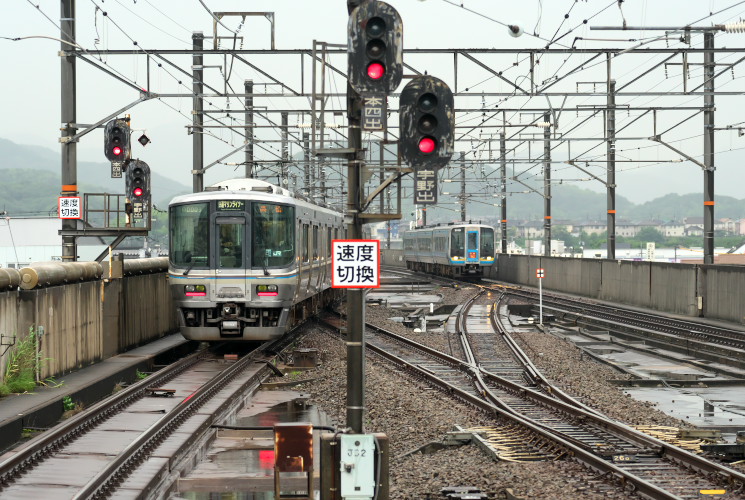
[535,122,552,128]
[724,20,745,33]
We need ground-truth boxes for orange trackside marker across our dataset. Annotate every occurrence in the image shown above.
[544,215,552,219]
[61,184,77,192]
[704,201,715,206]
[607,210,616,214]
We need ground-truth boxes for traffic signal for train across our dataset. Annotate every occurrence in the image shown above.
[399,75,455,169]
[348,1,403,95]
[104,118,131,161]
[126,160,150,202]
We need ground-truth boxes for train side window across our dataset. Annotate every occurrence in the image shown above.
[302,224,309,262]
[451,228,464,257]
[327,227,332,259]
[313,226,319,260]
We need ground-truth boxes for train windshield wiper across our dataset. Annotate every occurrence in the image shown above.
[263,254,270,276]
[182,261,196,276]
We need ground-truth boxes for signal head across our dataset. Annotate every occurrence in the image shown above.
[348,2,403,95]
[399,75,455,169]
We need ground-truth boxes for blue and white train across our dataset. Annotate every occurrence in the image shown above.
[402,223,496,278]
[168,178,344,341]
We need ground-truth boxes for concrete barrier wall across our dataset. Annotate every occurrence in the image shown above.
[700,265,745,324]
[1,266,176,384]
[382,249,406,268]
[490,254,743,325]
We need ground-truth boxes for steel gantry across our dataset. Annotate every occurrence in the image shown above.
[55,1,745,262]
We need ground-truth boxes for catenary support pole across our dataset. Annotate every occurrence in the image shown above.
[703,32,715,265]
[245,79,254,178]
[607,77,617,260]
[192,32,204,193]
[61,0,78,262]
[281,112,288,185]
[460,152,467,222]
[500,133,508,254]
[543,112,552,257]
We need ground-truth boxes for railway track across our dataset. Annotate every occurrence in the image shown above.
[0,337,292,498]
[498,285,745,373]
[325,285,745,499]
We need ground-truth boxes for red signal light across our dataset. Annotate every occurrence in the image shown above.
[418,137,436,154]
[367,62,385,80]
[112,146,122,156]
[133,187,144,197]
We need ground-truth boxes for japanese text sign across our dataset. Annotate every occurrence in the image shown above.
[58,197,82,219]
[332,239,380,288]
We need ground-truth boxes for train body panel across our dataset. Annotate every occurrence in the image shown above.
[402,223,496,278]
[168,178,344,341]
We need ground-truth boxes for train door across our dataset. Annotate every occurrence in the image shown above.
[211,210,247,299]
[466,229,479,263]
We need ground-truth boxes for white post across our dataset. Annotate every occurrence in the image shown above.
[539,276,543,325]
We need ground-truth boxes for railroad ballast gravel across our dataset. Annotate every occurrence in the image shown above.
[283,284,698,498]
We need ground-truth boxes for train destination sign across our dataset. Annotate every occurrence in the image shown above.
[331,239,380,288]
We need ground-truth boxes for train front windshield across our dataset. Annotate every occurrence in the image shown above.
[170,203,209,268]
[480,227,494,256]
[252,203,295,268]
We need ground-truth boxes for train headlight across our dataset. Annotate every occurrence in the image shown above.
[256,284,278,296]
[185,284,207,296]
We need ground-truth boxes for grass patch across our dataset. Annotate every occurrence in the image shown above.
[0,327,59,396]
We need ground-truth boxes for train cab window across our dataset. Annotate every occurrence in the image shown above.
[450,228,465,257]
[217,216,245,268]
[170,202,209,268]
[302,224,309,262]
[251,203,295,269]
[480,227,495,257]
[467,231,478,250]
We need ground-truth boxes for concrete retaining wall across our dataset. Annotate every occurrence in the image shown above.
[490,254,744,324]
[383,250,745,325]
[1,262,176,383]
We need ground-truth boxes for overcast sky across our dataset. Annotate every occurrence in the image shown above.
[3,0,745,207]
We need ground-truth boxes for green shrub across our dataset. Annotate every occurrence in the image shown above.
[2,326,55,395]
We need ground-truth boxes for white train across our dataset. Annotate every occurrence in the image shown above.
[402,223,496,278]
[168,178,344,341]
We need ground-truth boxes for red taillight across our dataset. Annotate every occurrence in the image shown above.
[257,292,278,297]
[418,137,436,154]
[367,62,385,80]
[185,291,206,297]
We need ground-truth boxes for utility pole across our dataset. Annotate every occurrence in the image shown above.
[60,0,77,262]
[245,79,254,178]
[500,132,508,254]
[460,152,466,222]
[703,32,715,265]
[607,75,617,260]
[192,32,204,193]
[543,112,551,257]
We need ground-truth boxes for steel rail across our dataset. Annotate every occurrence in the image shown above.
[330,292,745,498]
[321,315,696,499]
[73,346,275,499]
[0,345,208,487]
